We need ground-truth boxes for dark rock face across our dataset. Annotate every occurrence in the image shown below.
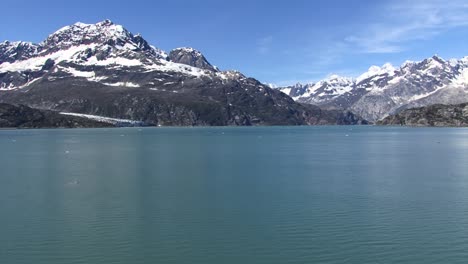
[0,103,113,128]
[377,103,468,127]
[301,104,369,125]
[168,47,217,72]
[0,20,366,127]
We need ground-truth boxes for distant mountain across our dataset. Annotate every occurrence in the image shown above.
[0,103,112,128]
[279,56,468,121]
[0,20,365,126]
[168,47,218,72]
[377,102,468,127]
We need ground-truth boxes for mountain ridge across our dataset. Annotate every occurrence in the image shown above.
[279,55,468,121]
[0,20,366,126]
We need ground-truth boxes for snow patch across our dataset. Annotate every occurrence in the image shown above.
[453,67,468,86]
[0,44,98,73]
[144,59,209,77]
[60,66,95,78]
[60,112,142,125]
[58,66,108,82]
[401,60,415,68]
[0,77,42,90]
[83,56,143,67]
[297,75,354,99]
[102,82,140,87]
[279,88,291,95]
[407,86,446,102]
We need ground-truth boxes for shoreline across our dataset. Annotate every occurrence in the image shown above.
[1,124,468,130]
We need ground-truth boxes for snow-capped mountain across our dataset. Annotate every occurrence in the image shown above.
[168,47,218,72]
[279,56,468,121]
[0,20,365,126]
[0,20,214,90]
[289,75,355,102]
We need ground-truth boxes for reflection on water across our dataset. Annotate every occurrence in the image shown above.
[0,127,468,264]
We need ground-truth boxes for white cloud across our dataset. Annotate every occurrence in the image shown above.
[267,0,468,86]
[345,0,468,53]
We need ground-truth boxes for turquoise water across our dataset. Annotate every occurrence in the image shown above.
[1,126,467,264]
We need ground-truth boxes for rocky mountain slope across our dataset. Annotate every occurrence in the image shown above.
[279,56,468,122]
[0,103,112,128]
[0,20,365,126]
[377,103,468,127]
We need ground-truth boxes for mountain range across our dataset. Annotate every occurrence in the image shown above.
[279,56,468,122]
[0,20,365,126]
[1,20,467,127]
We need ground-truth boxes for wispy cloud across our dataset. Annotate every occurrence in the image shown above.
[307,42,348,67]
[345,0,468,54]
[257,36,273,55]
[266,0,468,86]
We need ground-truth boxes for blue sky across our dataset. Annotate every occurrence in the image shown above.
[2,0,468,85]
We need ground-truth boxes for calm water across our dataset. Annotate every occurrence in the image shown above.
[1,126,468,264]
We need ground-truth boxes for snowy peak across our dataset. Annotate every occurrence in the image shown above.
[0,20,182,76]
[132,34,167,59]
[356,63,396,84]
[278,74,355,102]
[47,19,131,47]
[277,54,468,121]
[0,41,40,64]
[278,82,310,98]
[461,56,468,65]
[40,19,168,58]
[419,55,445,68]
[32,20,164,61]
[395,54,459,86]
[218,70,246,80]
[324,74,354,85]
[431,54,445,63]
[293,82,306,88]
[168,47,217,71]
[0,20,232,90]
[172,47,203,57]
[301,74,355,100]
[1,20,265,92]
